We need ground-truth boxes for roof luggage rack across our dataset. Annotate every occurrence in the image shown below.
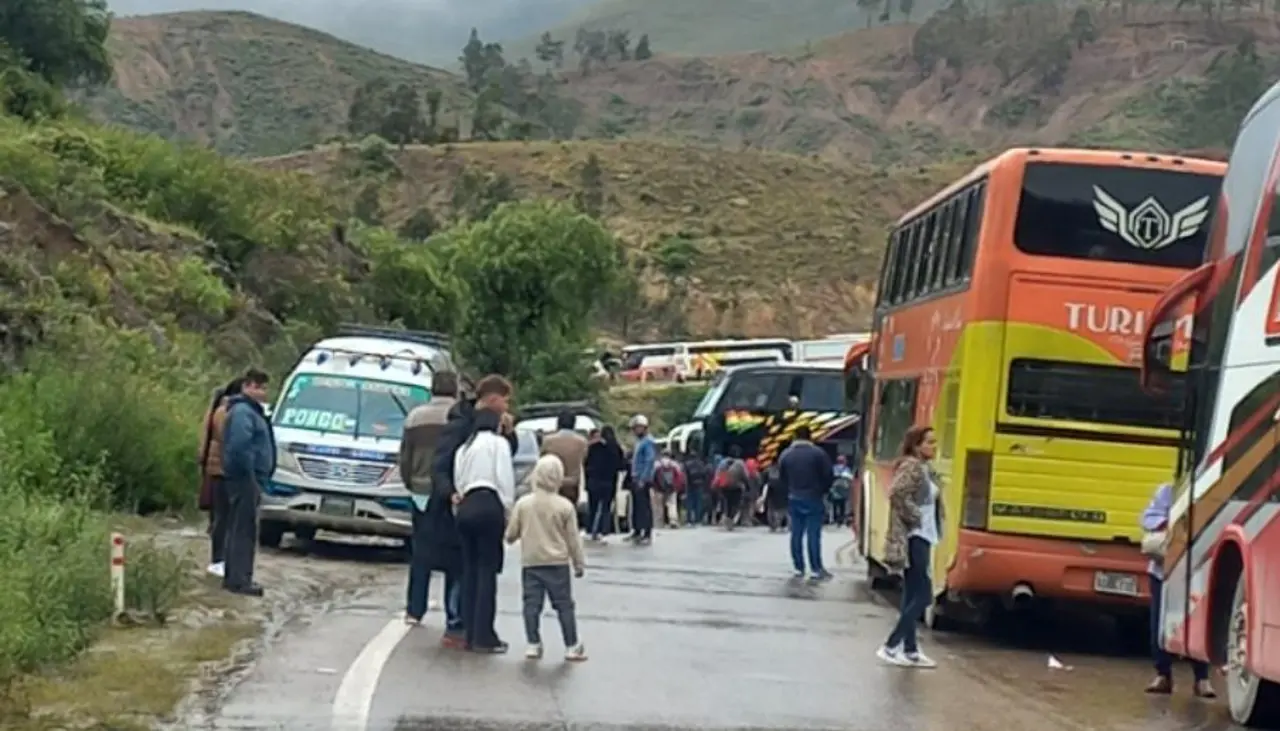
[518,400,602,420]
[336,323,451,349]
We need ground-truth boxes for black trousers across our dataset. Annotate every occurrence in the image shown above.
[456,488,506,649]
[223,477,261,589]
[631,486,653,538]
[209,475,230,564]
[586,480,614,536]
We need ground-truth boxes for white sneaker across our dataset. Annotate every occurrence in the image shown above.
[876,645,909,666]
[525,643,543,659]
[207,562,225,578]
[564,643,588,662]
[902,651,937,669]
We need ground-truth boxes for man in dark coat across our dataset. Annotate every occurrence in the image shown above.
[426,382,518,648]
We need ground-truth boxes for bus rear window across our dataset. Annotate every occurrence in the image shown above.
[1014,163,1221,269]
[1005,359,1185,430]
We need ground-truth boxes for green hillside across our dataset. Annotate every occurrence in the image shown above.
[82,11,471,157]
[504,0,947,59]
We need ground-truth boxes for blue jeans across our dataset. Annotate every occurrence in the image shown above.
[788,497,826,574]
[685,487,703,525]
[407,506,462,631]
[886,536,932,654]
[1150,575,1208,680]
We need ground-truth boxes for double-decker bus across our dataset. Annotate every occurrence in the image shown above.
[694,363,860,469]
[857,147,1226,628]
[1140,84,1280,726]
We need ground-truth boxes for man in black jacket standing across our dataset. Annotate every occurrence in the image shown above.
[778,426,835,581]
[427,378,519,648]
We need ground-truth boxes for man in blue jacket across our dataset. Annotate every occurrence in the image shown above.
[778,426,834,581]
[221,369,276,597]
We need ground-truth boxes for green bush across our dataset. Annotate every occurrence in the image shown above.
[0,427,113,698]
[124,538,189,625]
[0,322,208,513]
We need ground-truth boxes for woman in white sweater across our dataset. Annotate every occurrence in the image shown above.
[454,407,516,653]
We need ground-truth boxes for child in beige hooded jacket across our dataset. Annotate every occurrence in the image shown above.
[505,454,587,661]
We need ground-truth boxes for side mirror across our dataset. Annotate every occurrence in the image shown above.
[1141,262,1212,394]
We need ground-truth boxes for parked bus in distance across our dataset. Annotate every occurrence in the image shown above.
[858,147,1226,630]
[1140,84,1280,727]
[693,363,859,469]
[682,338,793,380]
[796,333,871,366]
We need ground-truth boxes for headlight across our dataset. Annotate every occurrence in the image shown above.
[275,444,302,474]
[380,465,403,488]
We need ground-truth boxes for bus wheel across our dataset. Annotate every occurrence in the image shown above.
[925,599,961,632]
[867,559,896,590]
[1227,576,1280,725]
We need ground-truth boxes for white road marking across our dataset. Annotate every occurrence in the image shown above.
[331,617,411,731]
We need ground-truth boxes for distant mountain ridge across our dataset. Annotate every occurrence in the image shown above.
[105,0,600,65]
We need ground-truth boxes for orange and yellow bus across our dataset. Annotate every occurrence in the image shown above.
[853,147,1226,628]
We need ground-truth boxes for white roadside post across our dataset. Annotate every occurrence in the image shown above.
[110,532,125,620]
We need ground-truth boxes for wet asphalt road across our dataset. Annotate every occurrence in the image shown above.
[194,526,1239,731]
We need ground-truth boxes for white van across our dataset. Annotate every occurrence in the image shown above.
[261,326,455,547]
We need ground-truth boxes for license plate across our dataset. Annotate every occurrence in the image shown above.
[319,496,354,517]
[1094,571,1139,597]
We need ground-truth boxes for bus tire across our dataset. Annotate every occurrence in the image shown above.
[1227,575,1280,726]
[867,559,896,590]
[925,598,960,632]
[258,521,286,549]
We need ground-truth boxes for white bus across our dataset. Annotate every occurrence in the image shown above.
[795,333,870,365]
[682,338,794,380]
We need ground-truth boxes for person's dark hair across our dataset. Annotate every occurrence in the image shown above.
[896,425,934,468]
[243,368,269,387]
[472,407,501,435]
[794,425,812,441]
[475,374,512,399]
[557,409,576,430]
[728,444,743,458]
[210,377,244,410]
[432,370,459,398]
[601,424,618,446]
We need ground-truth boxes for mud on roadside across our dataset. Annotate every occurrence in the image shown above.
[14,516,405,731]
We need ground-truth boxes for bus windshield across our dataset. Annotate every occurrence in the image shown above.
[1005,359,1185,430]
[1014,163,1220,269]
[274,375,430,439]
[693,371,729,418]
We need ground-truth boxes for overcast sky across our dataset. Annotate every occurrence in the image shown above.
[105,0,597,64]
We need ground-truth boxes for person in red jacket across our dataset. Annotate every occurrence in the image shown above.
[652,450,686,528]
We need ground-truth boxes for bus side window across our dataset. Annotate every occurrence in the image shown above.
[912,215,935,299]
[892,225,915,305]
[932,199,957,291]
[945,190,970,285]
[878,230,900,309]
[956,183,985,282]
[873,378,920,459]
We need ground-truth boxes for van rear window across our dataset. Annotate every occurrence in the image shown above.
[1005,359,1185,430]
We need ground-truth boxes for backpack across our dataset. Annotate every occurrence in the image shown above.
[829,474,852,500]
[713,459,744,490]
[655,461,681,492]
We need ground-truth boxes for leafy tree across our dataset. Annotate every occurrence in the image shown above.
[444,201,623,394]
[347,78,391,138]
[459,29,506,93]
[0,0,112,86]
[352,224,460,333]
[452,168,517,222]
[634,34,653,61]
[398,207,439,242]
[380,83,429,146]
[354,182,383,225]
[471,81,505,140]
[607,30,632,61]
[425,89,443,135]
[1169,39,1269,149]
[575,152,605,217]
[899,0,916,20]
[574,27,609,74]
[0,48,64,121]
[535,32,565,68]
[1068,7,1096,49]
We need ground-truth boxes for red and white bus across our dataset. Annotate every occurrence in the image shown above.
[1141,82,1280,726]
